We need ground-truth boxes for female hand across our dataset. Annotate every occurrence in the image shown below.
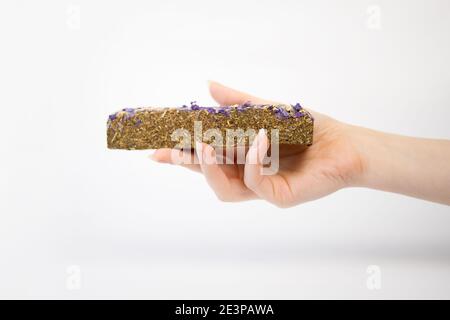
[153,82,450,207]
[151,81,366,207]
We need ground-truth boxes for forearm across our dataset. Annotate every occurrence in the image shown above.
[352,126,450,205]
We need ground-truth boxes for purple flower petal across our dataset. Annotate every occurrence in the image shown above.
[190,101,200,110]
[279,107,290,118]
[293,103,303,112]
[218,109,229,116]
[294,111,304,118]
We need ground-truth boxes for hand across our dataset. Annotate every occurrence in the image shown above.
[152,81,365,207]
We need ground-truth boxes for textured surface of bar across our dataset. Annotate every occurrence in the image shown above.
[107,102,314,150]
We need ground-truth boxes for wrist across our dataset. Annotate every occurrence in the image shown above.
[345,124,386,188]
[348,125,411,192]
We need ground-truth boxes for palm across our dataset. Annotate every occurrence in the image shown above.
[207,114,361,206]
[275,115,363,205]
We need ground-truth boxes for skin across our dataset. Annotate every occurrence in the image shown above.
[152,81,450,207]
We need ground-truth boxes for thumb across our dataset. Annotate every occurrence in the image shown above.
[208,81,274,106]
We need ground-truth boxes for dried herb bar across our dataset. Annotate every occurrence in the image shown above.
[107,102,314,150]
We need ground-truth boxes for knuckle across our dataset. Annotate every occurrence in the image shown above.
[243,175,257,190]
[273,199,294,209]
[275,202,290,209]
[215,192,233,202]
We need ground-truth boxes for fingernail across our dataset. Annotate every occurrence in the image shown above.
[258,128,266,138]
[247,135,259,165]
[195,141,203,163]
[257,129,267,162]
[203,144,217,165]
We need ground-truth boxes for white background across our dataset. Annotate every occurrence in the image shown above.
[1,0,449,299]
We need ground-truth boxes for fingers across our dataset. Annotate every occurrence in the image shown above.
[151,148,177,163]
[195,142,258,201]
[244,129,283,206]
[208,80,324,127]
[152,145,257,202]
[195,142,237,201]
[208,80,274,106]
[151,148,201,173]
